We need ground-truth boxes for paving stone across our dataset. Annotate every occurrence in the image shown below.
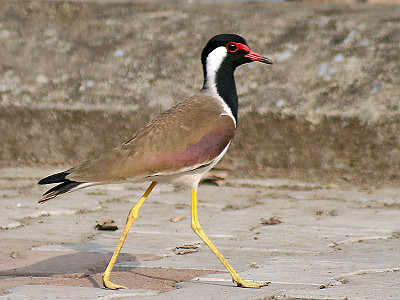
[0,167,399,299]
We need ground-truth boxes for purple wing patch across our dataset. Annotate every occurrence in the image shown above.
[143,122,235,175]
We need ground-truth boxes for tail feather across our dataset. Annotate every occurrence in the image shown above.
[39,180,82,203]
[38,171,70,185]
[38,171,85,203]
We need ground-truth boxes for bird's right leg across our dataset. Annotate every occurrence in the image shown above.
[102,181,157,289]
[190,188,269,288]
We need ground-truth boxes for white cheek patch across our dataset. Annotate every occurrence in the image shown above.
[205,46,227,93]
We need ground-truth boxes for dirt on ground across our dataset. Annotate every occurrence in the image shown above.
[1,1,400,185]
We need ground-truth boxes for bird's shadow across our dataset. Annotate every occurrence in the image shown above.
[0,243,221,290]
[0,244,162,288]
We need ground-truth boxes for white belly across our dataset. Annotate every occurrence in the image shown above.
[144,142,231,189]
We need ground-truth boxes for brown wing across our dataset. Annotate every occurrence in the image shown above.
[66,94,235,183]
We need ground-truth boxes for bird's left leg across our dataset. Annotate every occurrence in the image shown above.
[190,188,269,288]
[103,181,157,289]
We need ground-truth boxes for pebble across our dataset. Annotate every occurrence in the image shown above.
[318,62,330,77]
[36,75,49,84]
[79,80,95,91]
[343,30,356,45]
[318,62,337,81]
[114,49,125,57]
[86,80,94,88]
[334,54,344,63]
[0,29,11,40]
[370,81,382,95]
[276,99,286,107]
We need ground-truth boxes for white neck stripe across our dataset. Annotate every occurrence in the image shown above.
[203,46,236,126]
[205,46,227,94]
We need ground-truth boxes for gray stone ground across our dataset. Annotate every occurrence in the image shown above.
[0,167,399,299]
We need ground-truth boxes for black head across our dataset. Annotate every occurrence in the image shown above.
[201,34,272,71]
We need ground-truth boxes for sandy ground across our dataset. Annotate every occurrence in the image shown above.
[0,167,399,299]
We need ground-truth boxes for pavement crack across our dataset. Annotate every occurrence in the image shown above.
[332,267,400,284]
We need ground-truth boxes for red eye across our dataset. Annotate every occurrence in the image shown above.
[226,42,238,53]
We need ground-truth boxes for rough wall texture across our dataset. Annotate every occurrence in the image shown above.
[1,1,400,183]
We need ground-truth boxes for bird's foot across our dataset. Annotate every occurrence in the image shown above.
[103,276,127,290]
[234,279,270,288]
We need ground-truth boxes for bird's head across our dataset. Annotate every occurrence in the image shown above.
[201,34,272,73]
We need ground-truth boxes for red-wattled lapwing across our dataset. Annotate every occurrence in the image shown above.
[38,34,272,289]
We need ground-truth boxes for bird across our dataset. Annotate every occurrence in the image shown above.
[38,33,273,289]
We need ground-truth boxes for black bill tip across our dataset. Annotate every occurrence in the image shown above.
[260,57,273,65]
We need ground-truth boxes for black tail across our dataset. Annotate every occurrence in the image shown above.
[38,172,70,185]
[38,171,83,203]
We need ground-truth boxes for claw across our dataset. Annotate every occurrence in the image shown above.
[103,276,127,290]
[235,279,270,288]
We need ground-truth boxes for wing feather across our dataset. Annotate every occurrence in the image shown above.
[66,94,235,183]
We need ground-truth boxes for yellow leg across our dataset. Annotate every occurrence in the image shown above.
[191,188,269,288]
[103,181,157,289]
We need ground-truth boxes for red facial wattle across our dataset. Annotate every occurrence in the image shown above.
[226,42,273,65]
